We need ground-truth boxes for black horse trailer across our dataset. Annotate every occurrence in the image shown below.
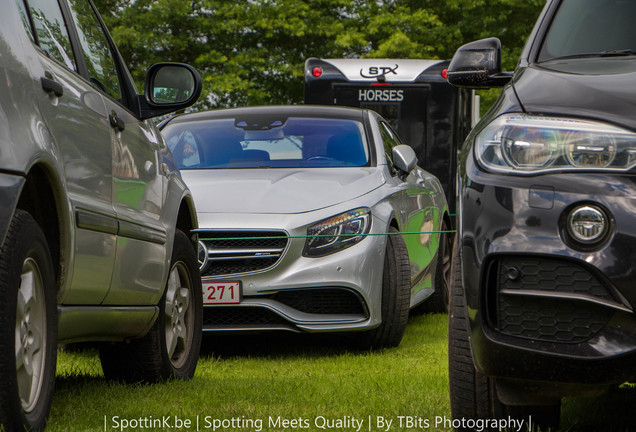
[304,58,477,218]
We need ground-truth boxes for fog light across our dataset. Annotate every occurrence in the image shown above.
[567,205,607,244]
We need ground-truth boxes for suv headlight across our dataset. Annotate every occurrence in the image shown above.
[475,114,636,174]
[303,208,371,257]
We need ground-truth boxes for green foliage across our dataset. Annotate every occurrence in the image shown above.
[92,0,545,110]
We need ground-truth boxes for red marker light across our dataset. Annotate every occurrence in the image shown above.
[441,68,448,79]
[312,67,323,78]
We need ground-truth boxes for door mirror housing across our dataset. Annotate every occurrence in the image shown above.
[138,63,202,120]
[392,145,418,174]
[446,38,512,89]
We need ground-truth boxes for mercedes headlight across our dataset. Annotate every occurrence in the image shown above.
[475,114,636,174]
[303,208,371,257]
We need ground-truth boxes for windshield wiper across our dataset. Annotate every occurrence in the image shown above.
[543,49,636,62]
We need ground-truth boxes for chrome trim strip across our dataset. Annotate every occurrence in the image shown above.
[202,325,299,333]
[205,248,284,255]
[118,220,167,245]
[76,209,166,244]
[193,228,288,235]
[75,209,118,235]
[499,289,633,313]
[208,254,281,261]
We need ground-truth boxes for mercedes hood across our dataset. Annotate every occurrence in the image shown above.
[181,168,385,214]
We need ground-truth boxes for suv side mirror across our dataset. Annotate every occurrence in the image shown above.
[138,63,202,120]
[393,145,418,174]
[446,37,512,88]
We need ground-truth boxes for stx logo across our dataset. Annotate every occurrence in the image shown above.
[360,64,399,78]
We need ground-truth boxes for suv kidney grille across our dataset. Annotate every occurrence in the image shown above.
[197,230,288,277]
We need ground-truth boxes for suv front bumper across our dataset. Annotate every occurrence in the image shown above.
[460,158,636,398]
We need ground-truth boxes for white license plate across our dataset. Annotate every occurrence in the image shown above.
[202,282,241,305]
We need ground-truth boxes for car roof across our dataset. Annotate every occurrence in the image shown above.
[164,105,368,126]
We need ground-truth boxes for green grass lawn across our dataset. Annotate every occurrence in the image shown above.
[50,313,635,432]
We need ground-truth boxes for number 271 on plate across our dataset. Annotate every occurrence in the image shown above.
[202,282,241,305]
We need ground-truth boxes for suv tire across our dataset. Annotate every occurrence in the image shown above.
[100,229,202,382]
[0,210,57,432]
[448,240,561,431]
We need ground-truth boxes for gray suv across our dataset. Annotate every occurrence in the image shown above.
[447,0,636,429]
[1,0,203,430]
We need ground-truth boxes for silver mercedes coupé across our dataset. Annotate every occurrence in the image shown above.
[161,105,450,348]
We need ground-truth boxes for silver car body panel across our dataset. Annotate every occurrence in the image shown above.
[31,41,175,308]
[57,305,158,344]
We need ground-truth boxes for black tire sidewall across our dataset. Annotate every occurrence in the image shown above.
[0,210,56,432]
[448,236,485,422]
[447,237,560,429]
[359,226,410,349]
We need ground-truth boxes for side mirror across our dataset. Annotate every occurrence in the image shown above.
[138,63,202,120]
[446,37,512,88]
[392,145,417,174]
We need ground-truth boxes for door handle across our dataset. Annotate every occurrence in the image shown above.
[41,76,63,97]
[109,113,125,132]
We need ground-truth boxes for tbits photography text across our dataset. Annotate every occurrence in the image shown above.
[105,414,532,432]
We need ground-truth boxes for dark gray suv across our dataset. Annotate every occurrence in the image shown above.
[447,0,636,429]
[1,0,203,430]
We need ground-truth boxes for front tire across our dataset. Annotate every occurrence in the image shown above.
[0,210,57,432]
[358,226,411,349]
[100,229,202,382]
[448,239,560,431]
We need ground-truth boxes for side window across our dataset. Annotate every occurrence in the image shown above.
[26,0,77,71]
[379,121,400,175]
[66,0,122,101]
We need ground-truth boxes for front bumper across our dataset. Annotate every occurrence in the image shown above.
[460,156,636,397]
[195,210,388,333]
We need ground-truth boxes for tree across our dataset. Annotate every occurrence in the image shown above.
[93,0,545,110]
